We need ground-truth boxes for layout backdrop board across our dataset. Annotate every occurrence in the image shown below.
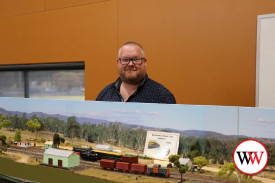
[256,13,275,108]
[0,97,274,162]
[144,131,180,160]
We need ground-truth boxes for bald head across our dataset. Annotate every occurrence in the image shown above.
[118,41,145,58]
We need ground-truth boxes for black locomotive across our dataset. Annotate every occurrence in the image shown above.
[73,147,122,161]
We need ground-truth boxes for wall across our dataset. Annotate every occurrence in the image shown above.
[1,0,275,106]
[44,154,69,167]
[256,13,275,108]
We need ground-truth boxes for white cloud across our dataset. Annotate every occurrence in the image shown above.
[253,118,275,127]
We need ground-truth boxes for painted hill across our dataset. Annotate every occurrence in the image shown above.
[0,107,248,140]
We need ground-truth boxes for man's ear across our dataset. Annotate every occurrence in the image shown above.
[144,58,147,66]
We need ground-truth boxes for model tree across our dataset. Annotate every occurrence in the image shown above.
[193,156,208,172]
[187,142,200,160]
[66,116,80,147]
[60,137,65,144]
[14,129,21,142]
[26,119,41,144]
[218,162,252,183]
[0,135,7,145]
[0,115,11,130]
[169,155,188,183]
[53,133,60,148]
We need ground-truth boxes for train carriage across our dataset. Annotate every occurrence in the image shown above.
[131,164,147,174]
[100,159,116,170]
[116,162,131,172]
[121,156,138,163]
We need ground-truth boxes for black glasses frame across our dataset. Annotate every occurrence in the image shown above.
[118,57,145,65]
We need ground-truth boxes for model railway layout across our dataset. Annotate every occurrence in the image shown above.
[5,146,235,183]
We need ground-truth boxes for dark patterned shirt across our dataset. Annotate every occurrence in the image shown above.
[96,74,176,104]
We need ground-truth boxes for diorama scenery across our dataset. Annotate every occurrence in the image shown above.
[0,97,275,183]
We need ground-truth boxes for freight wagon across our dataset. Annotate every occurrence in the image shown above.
[116,162,131,172]
[99,159,170,178]
[121,155,138,163]
[131,163,147,174]
[99,159,116,170]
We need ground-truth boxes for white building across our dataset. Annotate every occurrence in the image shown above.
[17,141,32,147]
[179,158,193,169]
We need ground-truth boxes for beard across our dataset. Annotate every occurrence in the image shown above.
[118,67,146,85]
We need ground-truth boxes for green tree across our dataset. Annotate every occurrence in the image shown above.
[0,115,12,130]
[168,154,180,163]
[208,138,227,164]
[178,164,188,182]
[0,135,7,145]
[187,142,200,160]
[81,122,90,141]
[19,113,28,130]
[181,136,198,157]
[218,163,240,183]
[66,116,80,147]
[11,114,19,130]
[110,122,121,146]
[41,138,46,143]
[14,129,21,142]
[218,162,253,183]
[193,156,208,172]
[178,136,185,154]
[60,137,65,144]
[265,144,275,166]
[169,155,188,183]
[26,119,41,143]
[87,124,100,143]
[135,127,146,151]
[53,133,60,148]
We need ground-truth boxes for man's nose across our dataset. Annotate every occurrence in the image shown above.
[128,60,135,66]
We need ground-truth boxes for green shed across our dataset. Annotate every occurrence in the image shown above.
[44,141,53,149]
[43,148,80,168]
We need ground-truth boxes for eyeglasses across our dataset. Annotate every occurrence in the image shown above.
[118,57,145,65]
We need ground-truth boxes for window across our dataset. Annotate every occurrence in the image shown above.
[0,71,24,97]
[0,62,85,100]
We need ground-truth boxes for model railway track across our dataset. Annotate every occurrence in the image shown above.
[8,147,96,164]
[6,147,233,183]
[8,147,102,169]
[8,147,44,159]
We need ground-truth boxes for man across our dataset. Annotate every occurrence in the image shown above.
[96,41,176,104]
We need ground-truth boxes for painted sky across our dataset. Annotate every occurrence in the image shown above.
[239,107,275,139]
[0,97,275,138]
